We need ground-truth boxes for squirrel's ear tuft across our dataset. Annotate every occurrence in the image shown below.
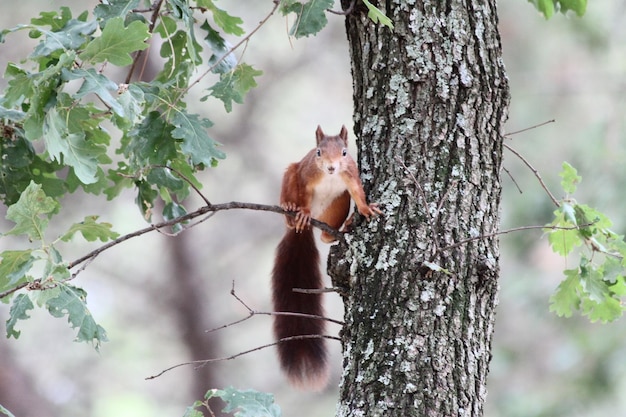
[315,125,325,145]
[339,125,349,144]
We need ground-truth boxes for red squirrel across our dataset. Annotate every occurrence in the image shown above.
[272,125,381,389]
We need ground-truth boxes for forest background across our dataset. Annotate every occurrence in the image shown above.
[0,1,625,417]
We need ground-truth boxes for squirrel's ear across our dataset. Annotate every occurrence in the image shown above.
[315,125,324,145]
[339,125,349,144]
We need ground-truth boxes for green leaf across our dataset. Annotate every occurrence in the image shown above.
[207,64,263,112]
[6,293,34,339]
[20,51,77,141]
[559,161,581,195]
[94,0,141,22]
[43,107,103,185]
[559,0,587,16]
[280,0,334,38]
[31,18,97,58]
[60,215,119,242]
[79,17,149,66]
[61,68,123,116]
[136,179,159,219]
[196,0,245,35]
[0,105,25,121]
[0,250,35,292]
[45,284,108,349]
[362,0,394,29]
[170,110,226,166]
[147,167,185,194]
[0,403,17,417]
[545,207,582,256]
[124,111,177,165]
[530,0,555,18]
[0,133,65,206]
[207,387,282,417]
[168,0,203,64]
[200,20,236,74]
[549,269,580,318]
[581,296,623,323]
[528,0,586,18]
[579,259,610,303]
[182,402,204,417]
[163,202,188,234]
[31,7,73,30]
[5,181,59,241]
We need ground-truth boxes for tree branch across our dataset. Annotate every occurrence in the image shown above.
[503,143,561,208]
[0,201,344,300]
[438,222,595,253]
[125,0,165,84]
[145,333,340,380]
[68,202,342,270]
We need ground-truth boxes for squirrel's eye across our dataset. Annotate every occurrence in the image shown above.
[316,148,321,157]
[342,148,347,157]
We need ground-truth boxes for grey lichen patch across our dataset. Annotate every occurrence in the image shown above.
[345,233,372,277]
[386,74,410,118]
[459,61,473,87]
[374,244,400,270]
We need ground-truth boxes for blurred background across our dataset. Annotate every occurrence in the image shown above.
[1,1,625,416]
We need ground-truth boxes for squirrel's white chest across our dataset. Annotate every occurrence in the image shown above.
[310,173,347,218]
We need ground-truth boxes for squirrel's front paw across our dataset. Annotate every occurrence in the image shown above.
[294,209,312,233]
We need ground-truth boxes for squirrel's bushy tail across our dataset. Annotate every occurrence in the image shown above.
[271,228,328,390]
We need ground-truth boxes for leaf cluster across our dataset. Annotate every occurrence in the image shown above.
[279,0,393,38]
[545,162,626,322]
[0,1,264,217]
[528,0,587,19]
[0,0,263,346]
[1,182,116,348]
[184,387,281,417]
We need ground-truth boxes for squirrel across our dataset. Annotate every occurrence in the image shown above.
[272,125,381,390]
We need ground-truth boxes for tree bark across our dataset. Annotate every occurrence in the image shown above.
[332,0,509,416]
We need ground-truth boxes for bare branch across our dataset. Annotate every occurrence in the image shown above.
[327,0,357,15]
[438,222,594,253]
[208,281,345,332]
[152,164,211,206]
[125,0,165,83]
[503,143,561,208]
[502,166,523,194]
[505,119,555,137]
[145,334,340,380]
[67,202,342,271]
[0,201,344,300]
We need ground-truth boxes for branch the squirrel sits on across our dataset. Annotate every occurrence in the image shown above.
[272,125,381,390]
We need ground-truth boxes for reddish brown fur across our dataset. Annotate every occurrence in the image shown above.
[272,126,381,389]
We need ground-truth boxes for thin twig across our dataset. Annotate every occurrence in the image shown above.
[226,281,344,326]
[67,202,341,270]
[502,166,523,194]
[125,0,165,83]
[438,222,593,253]
[182,0,280,96]
[505,119,555,137]
[503,143,560,207]
[292,287,343,294]
[327,0,357,15]
[145,334,340,380]
[152,164,211,206]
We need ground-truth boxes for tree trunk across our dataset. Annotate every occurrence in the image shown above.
[332,0,509,416]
